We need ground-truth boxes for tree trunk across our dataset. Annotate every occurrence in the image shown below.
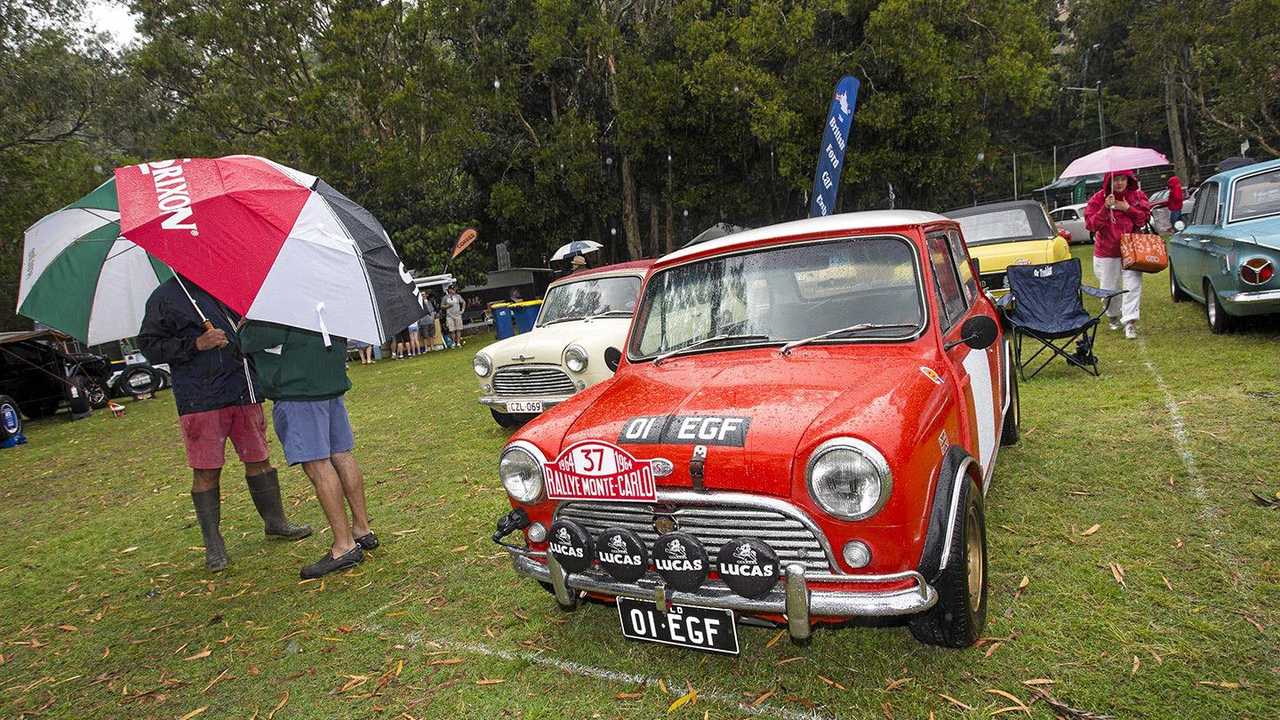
[664,191,674,253]
[621,156,642,259]
[1165,67,1189,183]
[648,199,659,258]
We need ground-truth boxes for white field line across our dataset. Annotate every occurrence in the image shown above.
[1135,337,1217,530]
[357,601,838,720]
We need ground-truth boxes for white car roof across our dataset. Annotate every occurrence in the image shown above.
[659,210,948,265]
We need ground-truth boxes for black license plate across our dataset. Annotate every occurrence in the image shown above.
[616,597,739,655]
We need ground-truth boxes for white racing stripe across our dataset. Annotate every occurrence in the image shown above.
[357,600,838,720]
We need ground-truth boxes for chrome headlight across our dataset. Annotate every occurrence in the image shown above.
[473,352,492,377]
[564,344,588,374]
[499,444,544,502]
[806,438,892,520]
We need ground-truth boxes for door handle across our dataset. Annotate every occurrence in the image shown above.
[1198,237,1212,244]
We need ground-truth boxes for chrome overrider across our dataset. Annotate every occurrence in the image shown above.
[501,489,938,643]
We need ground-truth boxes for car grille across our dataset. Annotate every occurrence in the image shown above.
[492,364,576,397]
[556,501,833,573]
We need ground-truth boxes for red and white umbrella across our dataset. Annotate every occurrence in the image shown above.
[114,156,424,345]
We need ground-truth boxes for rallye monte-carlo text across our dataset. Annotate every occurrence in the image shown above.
[490,211,1019,651]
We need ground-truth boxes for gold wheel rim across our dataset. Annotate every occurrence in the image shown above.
[966,506,983,607]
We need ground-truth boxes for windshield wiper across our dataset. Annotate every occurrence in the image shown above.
[652,334,774,366]
[779,323,919,355]
[541,315,588,326]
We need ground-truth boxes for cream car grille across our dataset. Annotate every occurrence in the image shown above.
[492,364,576,397]
[556,501,833,573]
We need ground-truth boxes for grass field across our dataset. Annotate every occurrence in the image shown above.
[2,251,1278,719]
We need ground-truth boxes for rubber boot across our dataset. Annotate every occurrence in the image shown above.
[191,487,229,572]
[246,469,313,540]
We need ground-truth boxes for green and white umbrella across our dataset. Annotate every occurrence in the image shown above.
[17,178,173,344]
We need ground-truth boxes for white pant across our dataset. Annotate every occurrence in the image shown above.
[1092,256,1142,324]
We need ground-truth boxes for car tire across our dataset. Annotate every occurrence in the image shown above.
[1169,266,1190,303]
[909,475,988,649]
[490,408,523,429]
[117,367,158,398]
[1204,280,1234,334]
[0,395,22,443]
[156,370,171,390]
[1000,365,1019,447]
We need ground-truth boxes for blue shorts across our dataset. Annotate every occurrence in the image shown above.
[271,397,355,465]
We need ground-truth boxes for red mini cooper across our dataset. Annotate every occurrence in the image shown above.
[490,211,1019,652]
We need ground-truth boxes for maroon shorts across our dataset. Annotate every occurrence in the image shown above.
[179,404,270,470]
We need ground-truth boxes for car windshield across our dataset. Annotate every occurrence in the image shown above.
[629,237,923,360]
[1230,169,1280,222]
[947,205,1054,245]
[537,276,641,326]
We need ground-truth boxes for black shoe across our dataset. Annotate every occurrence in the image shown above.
[354,532,379,551]
[300,545,364,579]
[191,487,229,572]
[246,470,313,540]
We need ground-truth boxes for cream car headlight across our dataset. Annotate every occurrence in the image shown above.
[499,444,544,502]
[564,344,589,374]
[806,438,892,520]
[473,352,492,378]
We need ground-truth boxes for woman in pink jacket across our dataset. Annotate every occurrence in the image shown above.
[1085,170,1151,339]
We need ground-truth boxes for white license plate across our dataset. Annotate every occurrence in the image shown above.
[505,401,543,413]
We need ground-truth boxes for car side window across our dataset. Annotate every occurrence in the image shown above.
[1193,183,1219,226]
[926,233,967,330]
[944,230,978,304]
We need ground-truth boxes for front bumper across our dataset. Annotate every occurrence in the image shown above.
[505,547,937,642]
[478,394,572,411]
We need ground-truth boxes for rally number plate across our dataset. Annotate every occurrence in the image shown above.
[616,598,738,655]
[505,400,543,413]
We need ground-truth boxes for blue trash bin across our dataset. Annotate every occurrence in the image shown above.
[492,303,516,339]
[512,300,542,334]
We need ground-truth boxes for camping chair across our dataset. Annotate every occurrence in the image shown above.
[997,258,1124,380]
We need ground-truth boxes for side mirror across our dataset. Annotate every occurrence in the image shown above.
[604,347,622,372]
[1173,220,1186,232]
[946,315,999,351]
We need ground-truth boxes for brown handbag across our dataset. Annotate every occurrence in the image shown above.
[1120,233,1169,273]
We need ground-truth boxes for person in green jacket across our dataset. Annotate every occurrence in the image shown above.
[241,323,378,579]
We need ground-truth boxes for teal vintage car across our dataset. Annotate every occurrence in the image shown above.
[1169,158,1280,333]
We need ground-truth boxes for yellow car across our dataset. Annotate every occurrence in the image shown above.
[946,200,1070,294]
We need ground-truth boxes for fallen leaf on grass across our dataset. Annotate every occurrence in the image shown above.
[938,694,972,711]
[266,690,289,719]
[183,648,212,661]
[203,668,231,693]
[1081,524,1101,537]
[765,630,785,648]
[1109,563,1126,588]
[1197,681,1241,690]
[1021,678,1054,687]
[178,706,208,720]
[990,707,1028,717]
[392,528,419,536]
[776,656,804,666]
[428,658,464,666]
[984,642,1002,658]
[985,689,1030,715]
[751,689,776,706]
[57,625,78,633]
[817,675,846,691]
[1014,576,1030,599]
[667,685,696,713]
[120,546,139,554]
[1131,656,1141,676]
[615,691,644,700]
[475,679,504,686]
[338,675,369,693]
[1162,576,1174,591]
[884,677,911,692]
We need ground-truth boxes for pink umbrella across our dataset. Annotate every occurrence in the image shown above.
[1058,146,1169,179]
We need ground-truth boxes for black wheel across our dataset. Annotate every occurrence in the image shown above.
[117,367,158,397]
[1204,280,1233,334]
[0,395,22,442]
[1000,364,1020,447]
[156,370,171,390]
[1169,265,1190,303]
[83,378,109,409]
[909,475,988,648]
[66,376,93,419]
[490,408,522,428]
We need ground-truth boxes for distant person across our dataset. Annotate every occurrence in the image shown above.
[443,286,466,347]
[509,287,523,302]
[1084,170,1151,340]
[138,277,311,573]
[393,325,411,359]
[418,296,437,352]
[406,318,422,357]
[1158,175,1186,228]
[241,324,377,579]
[571,255,587,272]
[354,340,374,365]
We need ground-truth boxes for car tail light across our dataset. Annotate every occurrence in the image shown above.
[1240,257,1274,286]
